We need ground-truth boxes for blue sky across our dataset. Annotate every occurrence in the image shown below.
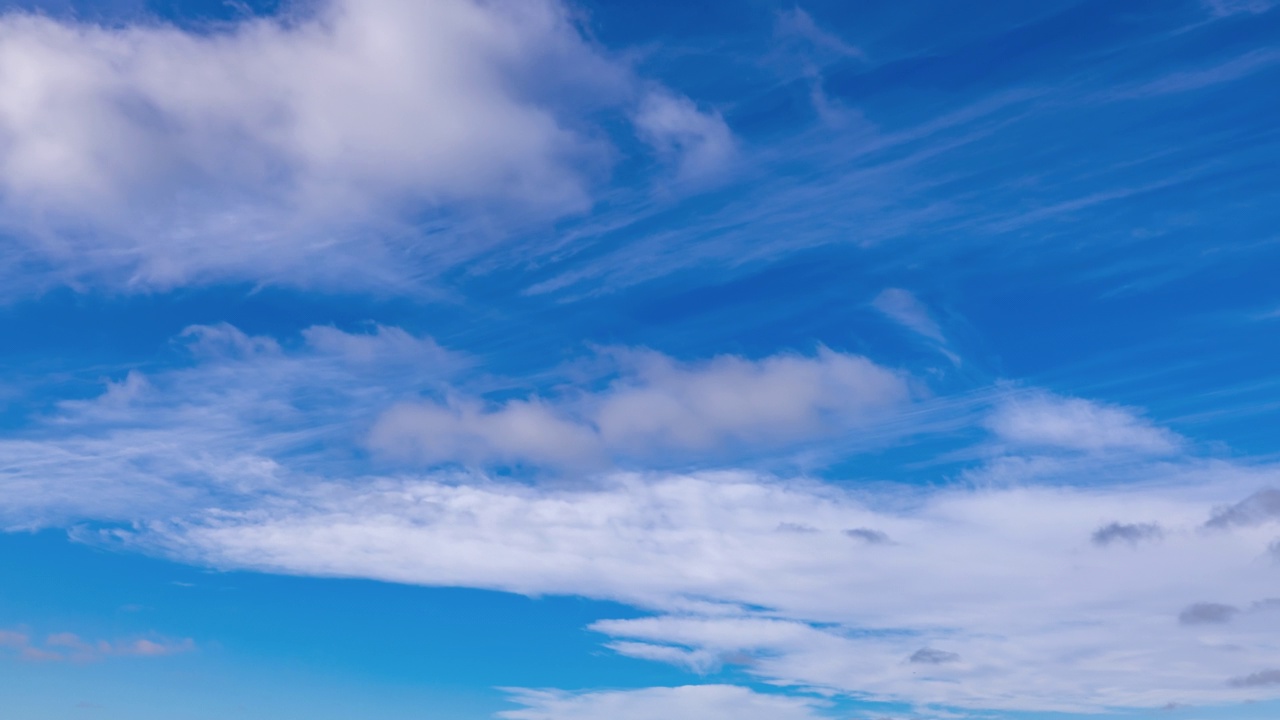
[0,0,1279,717]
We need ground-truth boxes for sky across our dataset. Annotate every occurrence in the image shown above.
[0,0,1278,718]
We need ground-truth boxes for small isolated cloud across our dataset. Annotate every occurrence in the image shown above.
[1227,669,1280,688]
[872,289,946,344]
[633,90,736,184]
[986,393,1180,454]
[1205,488,1280,529]
[845,528,891,544]
[1092,522,1163,546]
[0,629,193,662]
[909,648,961,665]
[499,685,829,720]
[1178,603,1239,625]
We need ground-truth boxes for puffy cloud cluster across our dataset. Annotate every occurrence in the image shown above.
[370,347,910,467]
[0,0,733,290]
[6,322,1280,713]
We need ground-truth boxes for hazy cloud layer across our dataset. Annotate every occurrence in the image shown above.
[0,629,193,663]
[499,685,829,720]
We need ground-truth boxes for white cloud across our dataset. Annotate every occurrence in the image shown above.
[370,398,604,469]
[986,392,1181,454]
[125,464,1280,712]
[369,347,910,466]
[633,90,736,184]
[7,323,1278,712]
[499,685,830,720]
[0,0,731,291]
[872,289,946,344]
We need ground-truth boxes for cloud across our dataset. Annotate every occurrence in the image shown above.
[0,0,727,291]
[986,392,1181,454]
[499,685,830,720]
[593,349,908,454]
[1228,669,1280,688]
[633,90,736,184]
[0,629,193,662]
[8,323,1280,711]
[872,289,946,344]
[371,347,910,467]
[1205,488,1280,529]
[1203,0,1277,17]
[1092,522,1163,546]
[1178,602,1239,625]
[845,527,891,544]
[369,398,604,469]
[120,466,1280,712]
[909,648,960,665]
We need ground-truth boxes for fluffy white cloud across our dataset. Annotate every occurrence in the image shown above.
[369,347,910,466]
[0,0,730,290]
[986,391,1181,454]
[499,685,829,720]
[7,323,1279,713]
[124,463,1280,712]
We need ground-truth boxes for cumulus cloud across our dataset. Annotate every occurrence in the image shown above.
[499,685,830,720]
[370,347,910,467]
[1092,521,1163,546]
[0,0,730,291]
[369,398,604,469]
[7,322,1280,712]
[986,392,1181,454]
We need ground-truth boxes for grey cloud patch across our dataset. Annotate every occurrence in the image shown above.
[845,528,890,544]
[909,648,960,664]
[1227,669,1280,688]
[777,523,818,534]
[1091,522,1162,546]
[1269,538,1280,562]
[1205,489,1280,529]
[1178,603,1239,625]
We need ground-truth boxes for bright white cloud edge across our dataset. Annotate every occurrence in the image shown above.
[2,323,1279,714]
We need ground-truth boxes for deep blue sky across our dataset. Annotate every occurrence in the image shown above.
[0,1,1278,718]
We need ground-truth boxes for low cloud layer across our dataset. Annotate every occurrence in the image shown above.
[499,685,828,720]
[4,323,1280,713]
